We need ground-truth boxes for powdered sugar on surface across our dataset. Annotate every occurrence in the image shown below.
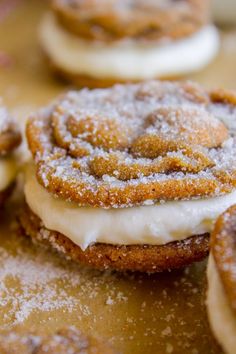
[0,246,81,327]
[0,227,130,330]
[0,218,219,353]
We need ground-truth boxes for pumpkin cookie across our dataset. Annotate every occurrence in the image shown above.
[0,102,21,206]
[39,0,219,86]
[0,327,114,354]
[207,205,236,354]
[21,80,236,272]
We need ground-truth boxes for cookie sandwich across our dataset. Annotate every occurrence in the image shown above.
[0,102,21,206]
[40,0,219,87]
[20,80,236,272]
[207,205,236,354]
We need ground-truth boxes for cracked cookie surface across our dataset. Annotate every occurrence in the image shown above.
[26,81,236,208]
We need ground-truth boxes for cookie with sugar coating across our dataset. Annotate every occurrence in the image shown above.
[21,80,236,272]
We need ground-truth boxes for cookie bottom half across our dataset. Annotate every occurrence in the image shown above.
[19,204,209,273]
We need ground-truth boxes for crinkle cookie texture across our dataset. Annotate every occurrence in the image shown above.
[0,327,115,354]
[211,204,236,317]
[26,80,236,208]
[53,0,210,42]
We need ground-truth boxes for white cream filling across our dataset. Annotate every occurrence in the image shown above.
[25,167,236,250]
[39,13,220,80]
[0,157,17,191]
[207,255,236,354]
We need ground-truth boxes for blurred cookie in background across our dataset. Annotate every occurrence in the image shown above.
[39,0,220,87]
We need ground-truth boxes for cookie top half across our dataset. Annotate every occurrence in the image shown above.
[26,80,236,208]
[52,0,210,42]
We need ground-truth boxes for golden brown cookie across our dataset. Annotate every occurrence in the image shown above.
[26,81,234,208]
[53,0,210,42]
[207,205,236,354]
[0,327,114,354]
[21,80,236,272]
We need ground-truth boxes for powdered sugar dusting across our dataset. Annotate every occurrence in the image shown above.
[0,227,218,353]
[28,81,236,208]
[0,230,131,330]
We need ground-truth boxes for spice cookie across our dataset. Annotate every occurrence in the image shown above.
[21,80,236,272]
[39,0,219,86]
[0,327,115,354]
[207,205,236,354]
[0,102,21,206]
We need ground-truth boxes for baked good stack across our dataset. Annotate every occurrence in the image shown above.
[40,0,219,86]
[20,80,236,272]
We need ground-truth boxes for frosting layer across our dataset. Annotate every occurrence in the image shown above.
[207,255,236,354]
[40,13,219,80]
[0,157,17,191]
[25,167,236,250]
